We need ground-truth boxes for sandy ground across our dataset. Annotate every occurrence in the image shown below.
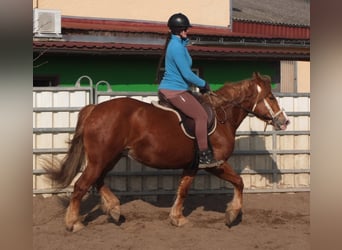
[33,192,309,250]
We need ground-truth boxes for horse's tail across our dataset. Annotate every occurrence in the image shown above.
[44,104,96,188]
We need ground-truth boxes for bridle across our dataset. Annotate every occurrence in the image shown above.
[252,85,286,121]
[207,84,288,129]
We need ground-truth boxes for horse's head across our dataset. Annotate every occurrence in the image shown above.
[249,72,290,130]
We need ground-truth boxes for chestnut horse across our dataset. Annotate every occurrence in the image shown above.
[45,72,289,232]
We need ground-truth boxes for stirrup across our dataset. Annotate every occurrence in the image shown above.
[198,160,223,169]
[198,149,223,169]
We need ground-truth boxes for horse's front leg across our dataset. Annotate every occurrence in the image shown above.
[205,162,244,227]
[170,169,197,226]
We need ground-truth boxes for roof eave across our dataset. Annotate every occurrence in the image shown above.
[33,45,309,61]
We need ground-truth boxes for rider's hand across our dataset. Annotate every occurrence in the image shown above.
[199,82,211,94]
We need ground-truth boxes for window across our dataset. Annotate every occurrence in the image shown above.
[33,75,59,87]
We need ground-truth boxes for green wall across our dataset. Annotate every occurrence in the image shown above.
[193,60,279,90]
[33,54,279,91]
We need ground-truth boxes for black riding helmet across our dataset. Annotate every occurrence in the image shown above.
[167,13,192,34]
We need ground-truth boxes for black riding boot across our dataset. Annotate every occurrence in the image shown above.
[198,149,223,169]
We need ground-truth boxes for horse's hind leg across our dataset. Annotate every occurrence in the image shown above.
[169,169,197,226]
[65,162,103,232]
[98,185,121,222]
[95,163,121,223]
[206,162,244,227]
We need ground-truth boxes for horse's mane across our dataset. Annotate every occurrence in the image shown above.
[209,72,271,107]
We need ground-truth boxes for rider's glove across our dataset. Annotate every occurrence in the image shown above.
[199,82,211,94]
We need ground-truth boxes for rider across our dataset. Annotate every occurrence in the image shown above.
[158,13,222,169]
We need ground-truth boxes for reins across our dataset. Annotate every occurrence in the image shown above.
[206,92,232,124]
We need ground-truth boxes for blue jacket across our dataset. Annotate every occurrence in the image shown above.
[159,35,206,91]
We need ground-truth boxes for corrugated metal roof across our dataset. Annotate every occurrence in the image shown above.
[33,40,309,60]
[33,41,162,52]
[61,17,257,38]
[61,16,309,39]
[233,20,309,39]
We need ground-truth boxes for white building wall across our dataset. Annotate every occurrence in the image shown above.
[33,0,231,28]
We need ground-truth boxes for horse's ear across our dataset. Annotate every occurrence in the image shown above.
[252,72,261,80]
[264,75,271,83]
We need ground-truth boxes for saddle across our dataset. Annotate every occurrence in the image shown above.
[152,91,217,139]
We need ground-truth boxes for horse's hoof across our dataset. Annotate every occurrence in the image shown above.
[225,209,242,228]
[109,206,121,223]
[170,216,188,227]
[66,221,85,233]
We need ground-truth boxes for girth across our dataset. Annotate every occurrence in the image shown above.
[152,91,217,139]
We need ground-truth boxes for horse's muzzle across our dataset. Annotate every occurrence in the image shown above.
[272,117,290,130]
